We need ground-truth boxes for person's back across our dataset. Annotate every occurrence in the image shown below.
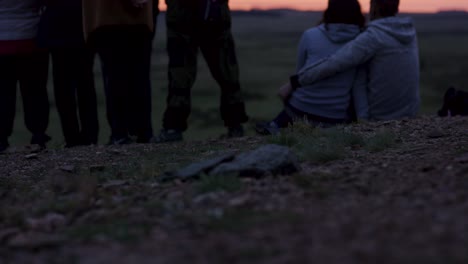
[255,0,367,135]
[294,0,420,121]
[363,16,419,120]
[289,24,363,120]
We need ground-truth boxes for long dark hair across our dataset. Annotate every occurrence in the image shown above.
[321,0,366,29]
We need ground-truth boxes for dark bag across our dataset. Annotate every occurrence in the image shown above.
[438,87,468,117]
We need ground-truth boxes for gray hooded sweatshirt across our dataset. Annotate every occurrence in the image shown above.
[289,24,367,120]
[297,17,420,121]
[0,0,42,41]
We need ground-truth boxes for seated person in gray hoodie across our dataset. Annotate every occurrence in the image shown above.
[290,0,420,121]
[256,0,367,135]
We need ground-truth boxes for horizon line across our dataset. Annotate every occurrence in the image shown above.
[156,7,468,14]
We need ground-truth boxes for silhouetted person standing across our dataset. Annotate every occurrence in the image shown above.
[0,0,50,153]
[153,0,249,143]
[83,0,156,144]
[39,0,98,147]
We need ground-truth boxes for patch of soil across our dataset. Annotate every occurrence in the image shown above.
[1,116,467,264]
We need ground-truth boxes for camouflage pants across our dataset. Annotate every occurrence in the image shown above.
[162,24,248,131]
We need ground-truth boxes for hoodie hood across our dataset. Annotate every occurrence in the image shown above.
[318,23,361,43]
[368,16,416,44]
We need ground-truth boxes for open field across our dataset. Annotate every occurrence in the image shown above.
[8,11,468,145]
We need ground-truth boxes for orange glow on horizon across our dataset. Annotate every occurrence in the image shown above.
[159,0,468,13]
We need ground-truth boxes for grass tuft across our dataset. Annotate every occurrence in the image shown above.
[267,133,299,147]
[277,124,364,163]
[196,174,243,194]
[365,130,397,152]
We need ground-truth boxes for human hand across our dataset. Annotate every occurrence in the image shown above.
[277,82,294,102]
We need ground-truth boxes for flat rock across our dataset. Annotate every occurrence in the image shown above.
[209,144,300,177]
[163,152,236,181]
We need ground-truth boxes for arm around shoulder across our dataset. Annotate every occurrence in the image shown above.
[297,29,381,87]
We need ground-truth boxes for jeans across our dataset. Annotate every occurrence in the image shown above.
[273,103,346,128]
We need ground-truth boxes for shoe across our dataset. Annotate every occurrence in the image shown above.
[31,134,51,149]
[0,141,9,153]
[151,129,183,144]
[108,136,133,145]
[227,125,245,138]
[255,121,280,136]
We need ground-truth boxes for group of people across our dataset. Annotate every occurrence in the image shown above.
[0,0,420,153]
[0,0,248,153]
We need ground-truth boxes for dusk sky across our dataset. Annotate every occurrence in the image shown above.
[159,0,468,13]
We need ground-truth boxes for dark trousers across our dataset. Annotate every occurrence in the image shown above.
[92,26,153,142]
[274,104,346,128]
[51,47,98,146]
[0,52,50,145]
[162,25,249,131]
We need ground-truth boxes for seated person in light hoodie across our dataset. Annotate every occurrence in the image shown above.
[256,0,368,135]
[289,0,420,122]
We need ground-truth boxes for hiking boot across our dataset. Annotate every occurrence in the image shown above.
[151,129,183,144]
[31,134,51,149]
[0,141,9,153]
[227,125,245,138]
[255,121,280,136]
[108,136,133,146]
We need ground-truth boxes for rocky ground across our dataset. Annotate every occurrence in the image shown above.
[1,116,468,264]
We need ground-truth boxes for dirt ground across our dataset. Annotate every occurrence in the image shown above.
[1,116,468,264]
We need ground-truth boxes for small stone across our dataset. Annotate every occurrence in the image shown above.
[59,165,76,173]
[150,182,160,188]
[427,129,445,139]
[0,228,20,243]
[29,144,45,153]
[108,149,126,155]
[455,153,468,164]
[101,180,128,190]
[25,153,38,160]
[228,195,250,207]
[193,192,224,205]
[26,213,67,232]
